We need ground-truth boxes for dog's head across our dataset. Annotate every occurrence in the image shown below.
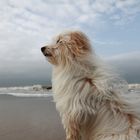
[41,31,92,66]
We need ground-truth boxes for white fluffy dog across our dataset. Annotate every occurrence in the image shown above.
[41,31,140,140]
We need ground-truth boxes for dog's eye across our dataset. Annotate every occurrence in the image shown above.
[56,39,63,44]
[56,39,60,44]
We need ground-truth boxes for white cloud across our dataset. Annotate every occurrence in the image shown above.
[105,51,140,83]
[1,0,139,36]
[105,51,140,61]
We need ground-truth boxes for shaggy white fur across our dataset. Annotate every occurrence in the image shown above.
[41,31,140,140]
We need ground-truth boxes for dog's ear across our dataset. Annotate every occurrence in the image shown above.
[71,31,90,51]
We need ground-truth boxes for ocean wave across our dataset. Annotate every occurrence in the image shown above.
[0,84,139,97]
[0,85,52,91]
[0,85,52,97]
[4,93,53,97]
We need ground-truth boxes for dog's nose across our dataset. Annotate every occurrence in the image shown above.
[41,47,46,52]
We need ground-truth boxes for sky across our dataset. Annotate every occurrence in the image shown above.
[0,0,140,87]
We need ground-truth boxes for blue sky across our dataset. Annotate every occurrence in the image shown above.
[93,16,140,57]
[0,0,140,86]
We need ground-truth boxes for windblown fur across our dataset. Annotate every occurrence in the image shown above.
[41,31,140,140]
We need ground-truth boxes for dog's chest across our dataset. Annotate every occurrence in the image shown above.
[52,71,77,112]
[52,71,72,94]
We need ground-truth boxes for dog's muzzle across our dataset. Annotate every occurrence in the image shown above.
[41,46,52,57]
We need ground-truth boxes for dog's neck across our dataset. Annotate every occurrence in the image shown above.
[53,56,97,79]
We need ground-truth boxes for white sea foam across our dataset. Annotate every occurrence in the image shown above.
[0,85,51,91]
[5,93,52,97]
[0,85,52,97]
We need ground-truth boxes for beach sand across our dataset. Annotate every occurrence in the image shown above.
[0,95,65,140]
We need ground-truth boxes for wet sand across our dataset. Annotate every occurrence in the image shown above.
[0,95,65,140]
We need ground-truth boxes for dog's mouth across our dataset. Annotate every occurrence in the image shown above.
[44,52,52,57]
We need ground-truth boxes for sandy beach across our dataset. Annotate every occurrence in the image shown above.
[0,94,65,140]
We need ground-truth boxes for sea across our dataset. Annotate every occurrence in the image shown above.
[0,85,52,97]
[0,84,139,98]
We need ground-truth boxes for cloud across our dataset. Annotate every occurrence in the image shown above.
[106,51,140,60]
[1,0,139,35]
[91,0,140,25]
[106,52,140,83]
